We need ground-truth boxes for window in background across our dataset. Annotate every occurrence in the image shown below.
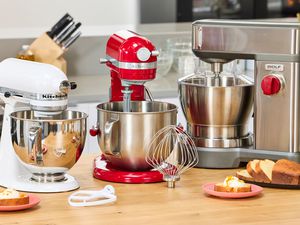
[177,0,286,22]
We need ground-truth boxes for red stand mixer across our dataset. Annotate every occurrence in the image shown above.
[91,30,165,183]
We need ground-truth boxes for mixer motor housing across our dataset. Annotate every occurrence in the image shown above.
[101,30,159,102]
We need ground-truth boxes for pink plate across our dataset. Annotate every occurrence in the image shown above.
[0,194,40,211]
[202,183,263,199]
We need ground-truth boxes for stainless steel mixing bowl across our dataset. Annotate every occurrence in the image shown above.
[96,101,177,171]
[10,110,87,182]
[179,74,254,148]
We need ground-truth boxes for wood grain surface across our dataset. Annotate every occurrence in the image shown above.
[1,154,300,225]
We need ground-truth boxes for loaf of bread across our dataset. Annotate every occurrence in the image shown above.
[240,159,300,185]
[245,159,275,183]
[236,169,254,181]
[272,159,300,185]
[214,176,251,192]
[246,159,260,179]
[255,159,275,183]
[0,189,29,206]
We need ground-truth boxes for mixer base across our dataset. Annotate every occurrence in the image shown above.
[195,147,300,168]
[0,173,79,193]
[93,156,163,183]
[193,134,253,148]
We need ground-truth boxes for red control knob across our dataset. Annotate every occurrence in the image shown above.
[261,75,281,95]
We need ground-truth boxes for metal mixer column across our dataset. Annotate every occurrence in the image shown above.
[121,86,133,112]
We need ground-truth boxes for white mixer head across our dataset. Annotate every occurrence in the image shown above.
[0,58,76,114]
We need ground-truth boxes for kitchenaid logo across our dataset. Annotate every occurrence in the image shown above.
[265,64,284,72]
[42,94,66,99]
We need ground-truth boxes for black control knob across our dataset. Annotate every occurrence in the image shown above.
[70,82,77,90]
[4,92,11,98]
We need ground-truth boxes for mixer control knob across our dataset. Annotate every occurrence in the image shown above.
[151,50,159,56]
[137,47,151,61]
[70,82,77,90]
[99,58,108,64]
[4,92,11,98]
[261,75,282,95]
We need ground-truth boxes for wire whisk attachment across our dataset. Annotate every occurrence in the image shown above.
[145,125,199,188]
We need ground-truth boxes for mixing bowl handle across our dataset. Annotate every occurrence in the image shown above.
[104,118,120,156]
[89,125,100,136]
[28,126,43,166]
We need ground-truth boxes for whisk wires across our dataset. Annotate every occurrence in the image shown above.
[145,125,199,188]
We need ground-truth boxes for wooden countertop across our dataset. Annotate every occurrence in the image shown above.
[1,154,300,225]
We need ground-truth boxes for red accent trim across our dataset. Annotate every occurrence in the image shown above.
[89,128,99,137]
[93,156,163,183]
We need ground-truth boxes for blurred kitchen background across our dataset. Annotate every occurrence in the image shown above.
[0,0,297,28]
[0,0,297,76]
[0,0,298,152]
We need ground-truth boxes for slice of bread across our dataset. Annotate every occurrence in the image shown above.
[214,183,251,192]
[272,159,300,185]
[255,159,275,183]
[0,189,29,206]
[236,169,254,181]
[246,159,260,179]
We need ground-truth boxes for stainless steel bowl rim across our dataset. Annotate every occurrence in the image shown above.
[178,73,254,87]
[178,81,253,88]
[96,101,178,114]
[10,110,88,122]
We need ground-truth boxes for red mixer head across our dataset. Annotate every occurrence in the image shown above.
[100,30,159,101]
[104,30,158,82]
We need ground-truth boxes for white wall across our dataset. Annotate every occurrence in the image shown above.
[0,0,140,28]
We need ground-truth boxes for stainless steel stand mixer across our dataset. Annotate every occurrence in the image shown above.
[0,58,87,192]
[179,19,300,168]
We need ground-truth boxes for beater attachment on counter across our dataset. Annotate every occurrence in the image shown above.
[68,185,117,207]
[145,125,199,188]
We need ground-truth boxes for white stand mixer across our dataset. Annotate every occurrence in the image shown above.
[0,58,81,192]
